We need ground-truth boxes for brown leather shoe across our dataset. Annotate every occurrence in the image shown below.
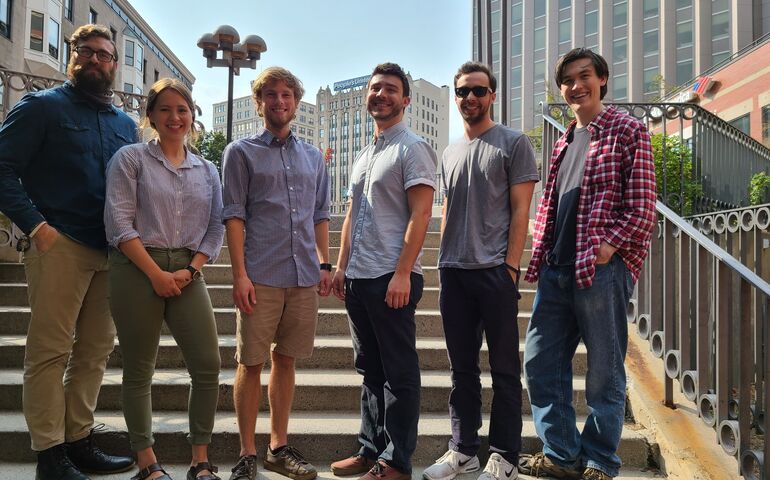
[331,455,376,476]
[358,461,410,480]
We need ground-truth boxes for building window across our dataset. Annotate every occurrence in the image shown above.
[30,11,44,52]
[559,19,570,43]
[676,0,691,8]
[125,39,134,66]
[89,8,97,24]
[643,0,658,17]
[613,1,627,26]
[136,43,143,71]
[712,11,729,38]
[612,74,627,100]
[110,27,117,41]
[534,2,545,18]
[0,0,9,39]
[63,0,73,21]
[677,21,693,46]
[534,60,545,84]
[643,68,659,94]
[511,34,521,56]
[154,69,159,82]
[729,114,750,136]
[534,26,545,51]
[643,30,658,56]
[511,66,521,88]
[676,59,692,84]
[613,37,627,62]
[47,18,59,58]
[559,0,571,9]
[585,10,598,36]
[61,38,70,73]
[123,83,133,93]
[511,2,522,24]
[762,105,770,146]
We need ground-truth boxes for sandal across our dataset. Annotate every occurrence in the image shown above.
[131,462,172,479]
[187,461,220,480]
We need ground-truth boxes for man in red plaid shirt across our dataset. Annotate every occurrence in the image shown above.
[519,49,656,480]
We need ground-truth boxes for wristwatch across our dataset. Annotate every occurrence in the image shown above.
[185,265,201,280]
[320,263,332,272]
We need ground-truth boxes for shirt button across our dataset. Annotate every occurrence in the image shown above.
[292,208,296,212]
[289,187,294,191]
[293,231,297,235]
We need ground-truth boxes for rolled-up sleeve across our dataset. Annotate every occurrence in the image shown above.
[197,162,225,262]
[222,144,249,222]
[403,141,438,191]
[105,147,141,248]
[314,151,331,224]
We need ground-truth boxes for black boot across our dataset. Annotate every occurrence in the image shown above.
[36,444,89,480]
[65,424,135,474]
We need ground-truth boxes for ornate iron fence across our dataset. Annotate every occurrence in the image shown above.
[543,103,770,215]
[543,110,770,479]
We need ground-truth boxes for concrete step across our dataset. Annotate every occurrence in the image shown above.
[0,369,593,415]
[0,307,536,338]
[0,335,588,373]
[0,464,665,479]
[0,282,538,310]
[0,411,653,467]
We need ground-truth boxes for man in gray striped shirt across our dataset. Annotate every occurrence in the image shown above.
[222,67,331,480]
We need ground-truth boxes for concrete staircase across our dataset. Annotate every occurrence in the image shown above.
[0,217,664,479]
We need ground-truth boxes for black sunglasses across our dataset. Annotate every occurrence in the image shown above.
[455,86,492,98]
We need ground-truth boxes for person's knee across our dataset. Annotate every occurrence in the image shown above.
[238,362,264,378]
[271,351,295,370]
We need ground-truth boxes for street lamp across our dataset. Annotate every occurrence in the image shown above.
[197,25,267,144]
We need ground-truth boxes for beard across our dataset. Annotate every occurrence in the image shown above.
[367,101,402,123]
[68,62,115,93]
[459,100,490,125]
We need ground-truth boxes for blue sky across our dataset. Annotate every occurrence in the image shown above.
[127,0,472,140]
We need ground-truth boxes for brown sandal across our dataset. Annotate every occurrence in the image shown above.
[131,462,172,480]
[187,461,220,480]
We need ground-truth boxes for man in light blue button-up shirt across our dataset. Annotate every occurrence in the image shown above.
[330,63,437,480]
[222,67,330,480]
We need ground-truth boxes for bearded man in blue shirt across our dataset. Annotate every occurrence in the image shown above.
[0,24,137,480]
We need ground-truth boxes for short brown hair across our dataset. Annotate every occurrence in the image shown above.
[453,62,497,92]
[554,48,610,99]
[140,78,199,144]
[251,67,305,117]
[68,24,118,61]
[370,63,410,97]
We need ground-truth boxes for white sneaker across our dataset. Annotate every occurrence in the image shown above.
[477,453,517,480]
[422,450,480,480]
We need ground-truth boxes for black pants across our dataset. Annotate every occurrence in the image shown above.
[345,272,423,473]
[439,265,523,464]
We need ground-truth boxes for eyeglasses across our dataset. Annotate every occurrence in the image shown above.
[454,86,493,98]
[75,46,116,63]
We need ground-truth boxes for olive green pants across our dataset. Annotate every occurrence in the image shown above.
[109,248,220,451]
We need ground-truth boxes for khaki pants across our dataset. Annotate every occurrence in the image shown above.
[22,235,114,451]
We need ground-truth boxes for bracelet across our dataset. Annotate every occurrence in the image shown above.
[504,263,520,276]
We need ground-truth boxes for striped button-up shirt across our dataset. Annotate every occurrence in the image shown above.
[525,106,656,289]
[222,128,330,288]
[105,139,225,261]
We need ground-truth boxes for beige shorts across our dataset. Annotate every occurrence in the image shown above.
[235,283,319,366]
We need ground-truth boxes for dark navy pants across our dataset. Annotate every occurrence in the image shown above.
[439,265,523,464]
[345,272,423,474]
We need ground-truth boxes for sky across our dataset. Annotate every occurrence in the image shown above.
[127,0,472,141]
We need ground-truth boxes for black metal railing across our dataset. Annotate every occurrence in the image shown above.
[0,68,147,122]
[543,110,770,479]
[543,103,770,215]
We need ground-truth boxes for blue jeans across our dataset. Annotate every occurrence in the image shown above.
[345,272,423,474]
[523,255,634,477]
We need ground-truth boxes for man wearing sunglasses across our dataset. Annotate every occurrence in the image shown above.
[0,24,137,480]
[423,62,538,480]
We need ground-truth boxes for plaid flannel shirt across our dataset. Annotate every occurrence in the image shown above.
[524,105,657,289]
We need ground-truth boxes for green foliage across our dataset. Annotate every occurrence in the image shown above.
[525,125,543,152]
[192,131,227,173]
[748,171,770,205]
[650,133,702,215]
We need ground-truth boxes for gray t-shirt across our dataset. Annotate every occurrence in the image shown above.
[548,126,590,265]
[439,124,539,269]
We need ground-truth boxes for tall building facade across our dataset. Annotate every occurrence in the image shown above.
[211,95,318,145]
[316,74,450,211]
[0,0,194,112]
[473,0,770,132]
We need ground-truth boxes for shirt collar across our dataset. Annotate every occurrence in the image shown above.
[147,138,202,169]
[256,126,297,146]
[375,120,407,144]
[565,105,616,138]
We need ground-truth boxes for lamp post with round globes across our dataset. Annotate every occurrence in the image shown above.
[197,25,266,144]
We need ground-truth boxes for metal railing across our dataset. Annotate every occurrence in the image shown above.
[543,110,770,479]
[1,68,147,122]
[543,102,770,215]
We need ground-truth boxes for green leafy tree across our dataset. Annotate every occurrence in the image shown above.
[650,133,702,215]
[192,131,227,173]
[748,171,770,205]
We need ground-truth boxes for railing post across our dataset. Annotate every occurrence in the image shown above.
[664,218,676,407]
[716,261,731,442]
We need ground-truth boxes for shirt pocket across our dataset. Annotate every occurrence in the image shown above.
[183,173,214,222]
[57,121,91,154]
